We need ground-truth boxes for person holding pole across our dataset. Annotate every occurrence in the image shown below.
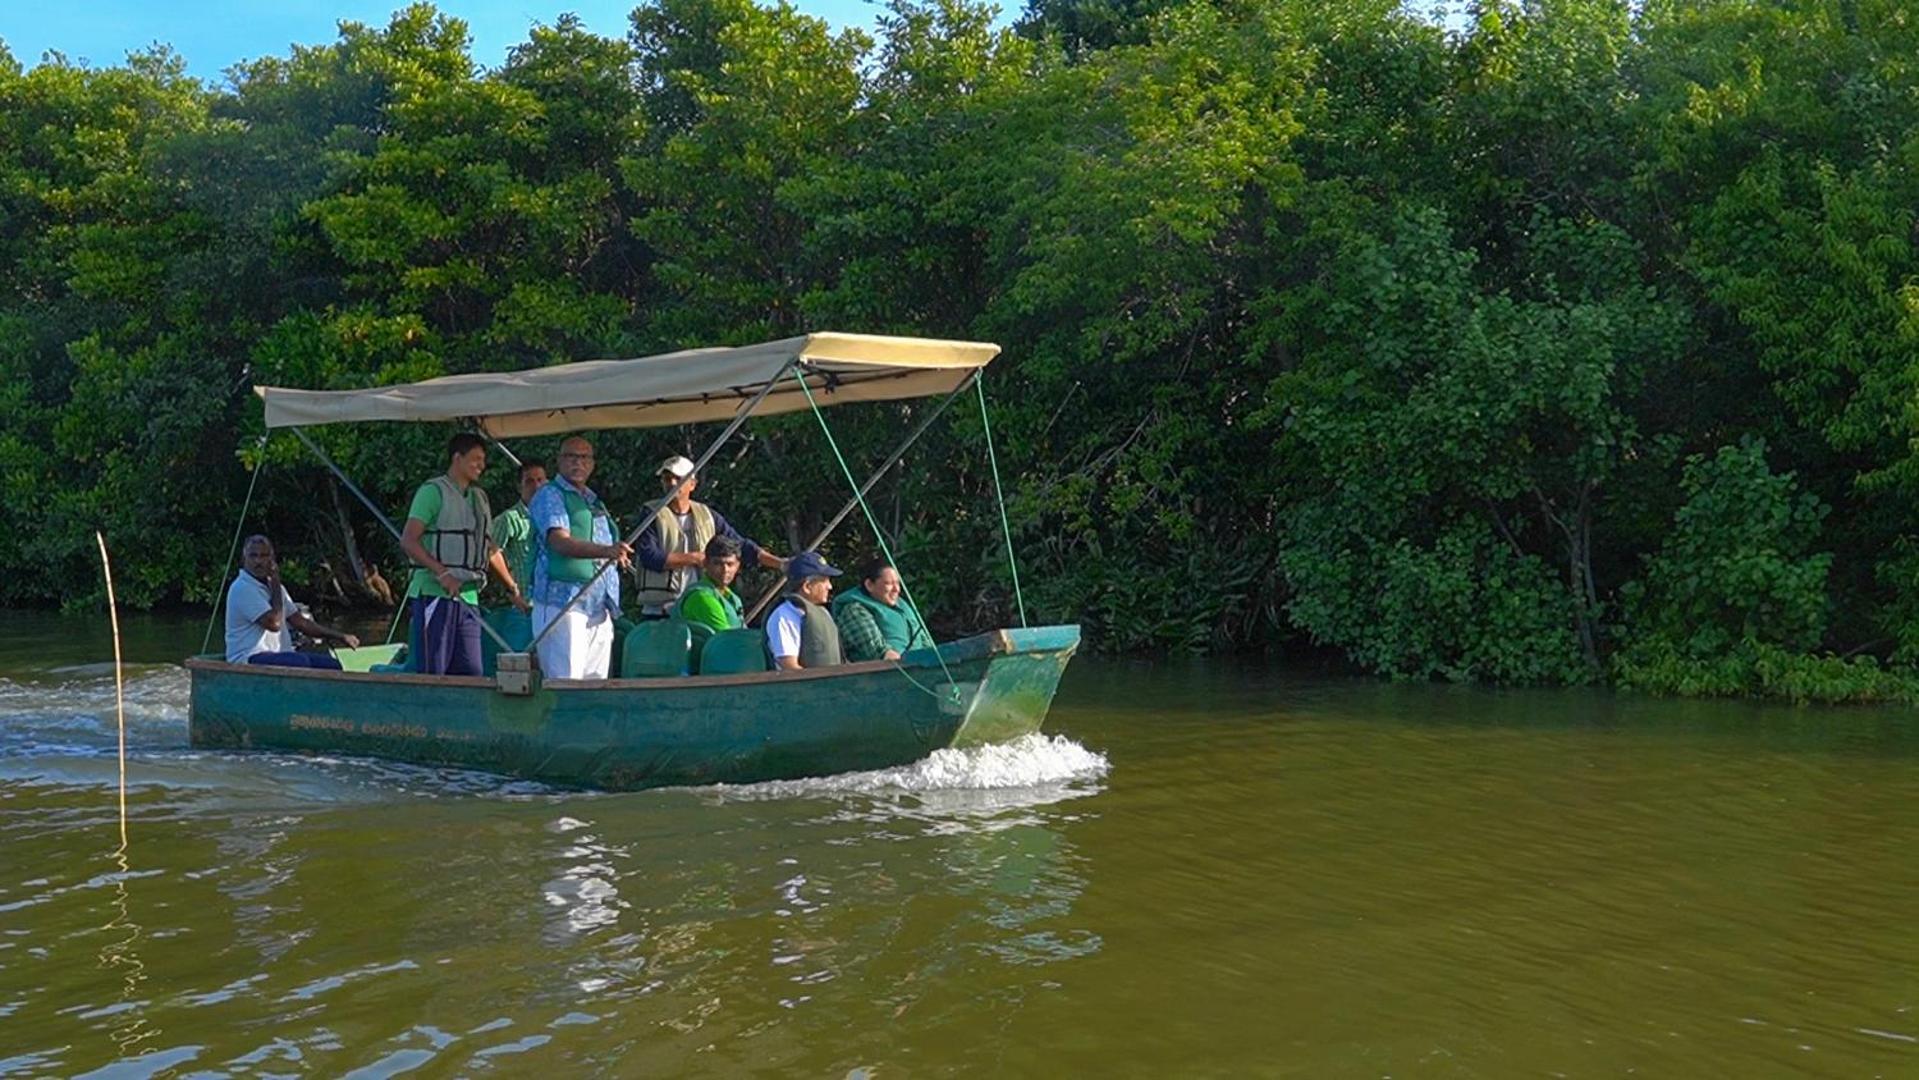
[633,455,785,618]
[527,436,631,678]
[400,433,523,676]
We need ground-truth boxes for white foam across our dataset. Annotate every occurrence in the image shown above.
[695,734,1110,805]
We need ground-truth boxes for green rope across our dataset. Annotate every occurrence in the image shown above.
[793,370,961,700]
[200,439,271,657]
[975,378,1028,627]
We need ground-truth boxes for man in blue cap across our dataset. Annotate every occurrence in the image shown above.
[767,550,844,670]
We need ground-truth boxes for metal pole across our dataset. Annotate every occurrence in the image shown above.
[523,361,796,655]
[288,425,515,653]
[743,369,980,624]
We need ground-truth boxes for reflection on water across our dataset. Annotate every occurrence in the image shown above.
[1,614,1917,1075]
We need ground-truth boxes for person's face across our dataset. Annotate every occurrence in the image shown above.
[705,553,740,588]
[866,566,902,606]
[452,445,487,485]
[661,470,698,502]
[801,576,833,604]
[517,466,548,505]
[243,541,276,581]
[558,441,595,484]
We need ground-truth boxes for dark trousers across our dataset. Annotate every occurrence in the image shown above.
[246,651,343,670]
[412,596,483,676]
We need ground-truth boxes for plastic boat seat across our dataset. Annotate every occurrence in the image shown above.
[335,643,406,672]
[687,621,715,670]
[699,629,769,675]
[622,619,692,678]
[481,607,533,676]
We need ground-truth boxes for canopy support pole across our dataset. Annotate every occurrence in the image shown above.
[744,369,980,625]
[288,425,514,654]
[523,361,796,659]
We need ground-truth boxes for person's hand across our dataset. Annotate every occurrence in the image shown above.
[883,648,902,661]
[435,568,461,593]
[341,633,362,649]
[606,541,633,568]
[512,592,533,614]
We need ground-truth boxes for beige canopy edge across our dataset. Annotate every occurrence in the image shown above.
[255,331,1002,437]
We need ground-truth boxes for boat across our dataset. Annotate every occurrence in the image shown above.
[187,332,1080,791]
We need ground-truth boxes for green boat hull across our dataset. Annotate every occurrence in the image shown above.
[188,625,1080,790]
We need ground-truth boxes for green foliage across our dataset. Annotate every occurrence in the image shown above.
[8,0,1919,702]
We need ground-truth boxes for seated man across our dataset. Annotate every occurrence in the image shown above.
[767,550,843,671]
[225,535,360,668]
[675,535,745,633]
[831,557,931,662]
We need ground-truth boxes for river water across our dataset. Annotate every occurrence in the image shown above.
[1,611,1916,1077]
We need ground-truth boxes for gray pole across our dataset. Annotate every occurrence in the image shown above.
[742,369,980,625]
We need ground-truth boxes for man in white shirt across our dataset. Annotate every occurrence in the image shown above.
[767,550,844,671]
[224,535,360,668]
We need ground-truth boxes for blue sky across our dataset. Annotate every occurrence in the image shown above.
[1,1,967,81]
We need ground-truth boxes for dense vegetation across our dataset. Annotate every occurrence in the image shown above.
[5,0,1919,700]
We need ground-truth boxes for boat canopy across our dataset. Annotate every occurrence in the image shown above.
[255,332,1001,437]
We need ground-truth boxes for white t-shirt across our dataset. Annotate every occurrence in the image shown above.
[224,573,299,663]
[766,600,805,661]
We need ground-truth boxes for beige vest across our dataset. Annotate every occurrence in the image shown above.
[422,475,491,587]
[634,501,716,611]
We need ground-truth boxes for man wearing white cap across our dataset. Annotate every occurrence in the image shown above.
[634,455,785,617]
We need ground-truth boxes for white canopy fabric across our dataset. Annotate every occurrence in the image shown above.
[256,332,1001,436]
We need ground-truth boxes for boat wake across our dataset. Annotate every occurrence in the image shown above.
[692,734,1110,818]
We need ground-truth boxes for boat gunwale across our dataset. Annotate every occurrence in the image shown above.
[183,629,1047,692]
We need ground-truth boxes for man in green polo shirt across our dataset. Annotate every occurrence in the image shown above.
[675,535,745,633]
[488,458,546,612]
[399,433,523,675]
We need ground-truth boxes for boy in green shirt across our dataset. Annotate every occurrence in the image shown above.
[674,535,745,633]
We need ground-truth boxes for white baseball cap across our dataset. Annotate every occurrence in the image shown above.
[657,455,696,480]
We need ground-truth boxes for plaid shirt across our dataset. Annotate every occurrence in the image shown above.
[835,601,889,662]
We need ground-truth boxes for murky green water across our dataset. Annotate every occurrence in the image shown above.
[2,611,1916,1077]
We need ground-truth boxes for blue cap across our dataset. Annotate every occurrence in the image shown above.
[785,550,842,580]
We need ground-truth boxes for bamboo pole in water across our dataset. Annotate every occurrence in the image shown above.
[95,532,128,850]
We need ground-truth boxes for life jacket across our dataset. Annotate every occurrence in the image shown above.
[776,593,843,668]
[634,501,716,612]
[420,475,491,589]
[831,585,930,658]
[675,577,744,629]
[545,484,614,583]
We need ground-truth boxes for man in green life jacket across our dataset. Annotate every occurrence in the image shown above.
[528,435,631,679]
[400,432,524,676]
[674,535,745,633]
[488,458,545,613]
[635,455,786,617]
[767,550,843,671]
[831,557,931,662]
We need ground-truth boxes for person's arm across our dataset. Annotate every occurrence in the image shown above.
[487,547,531,612]
[401,517,466,597]
[636,526,682,572]
[254,570,285,632]
[231,577,276,633]
[545,527,631,565]
[287,603,360,649]
[768,607,803,670]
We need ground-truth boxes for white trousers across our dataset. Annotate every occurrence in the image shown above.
[535,602,615,680]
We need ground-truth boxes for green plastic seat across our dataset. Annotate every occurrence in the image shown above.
[335,643,406,672]
[481,607,533,675]
[687,621,716,670]
[698,628,769,675]
[621,618,692,678]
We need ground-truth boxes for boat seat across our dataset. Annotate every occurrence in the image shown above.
[622,618,691,678]
[698,629,769,675]
[481,607,534,676]
[687,621,715,670]
[335,643,406,672]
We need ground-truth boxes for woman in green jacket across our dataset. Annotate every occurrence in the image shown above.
[830,557,931,662]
